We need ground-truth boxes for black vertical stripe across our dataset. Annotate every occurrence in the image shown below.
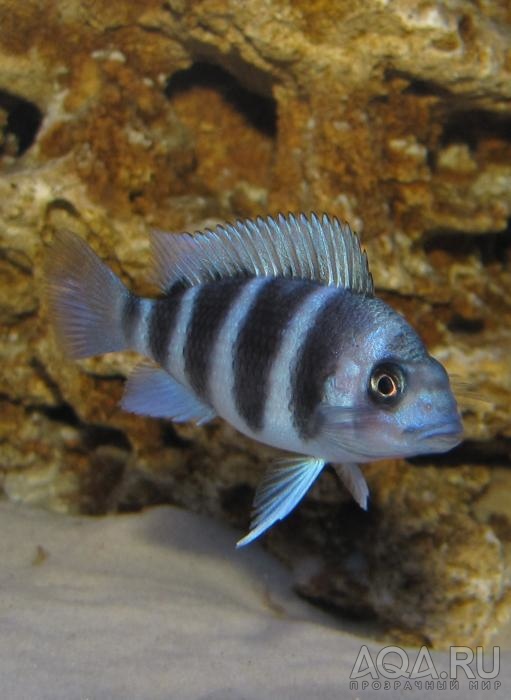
[233,277,318,432]
[291,289,355,439]
[121,292,141,348]
[148,283,187,366]
[184,277,250,399]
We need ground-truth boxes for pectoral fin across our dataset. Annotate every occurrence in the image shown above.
[236,457,325,547]
[333,462,369,510]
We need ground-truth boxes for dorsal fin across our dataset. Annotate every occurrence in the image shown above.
[150,212,374,296]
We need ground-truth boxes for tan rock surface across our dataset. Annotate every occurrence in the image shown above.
[0,0,510,646]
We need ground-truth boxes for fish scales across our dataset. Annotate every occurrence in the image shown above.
[121,294,142,349]
[184,277,250,401]
[46,213,463,546]
[147,287,186,367]
[291,290,356,440]
[130,298,154,356]
[162,286,200,386]
[262,284,337,455]
[233,277,318,433]
[206,277,267,434]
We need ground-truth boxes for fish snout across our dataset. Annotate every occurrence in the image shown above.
[402,390,464,453]
[418,412,464,450]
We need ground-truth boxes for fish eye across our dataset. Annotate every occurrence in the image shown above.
[369,362,406,406]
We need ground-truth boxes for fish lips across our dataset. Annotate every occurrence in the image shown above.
[406,418,464,450]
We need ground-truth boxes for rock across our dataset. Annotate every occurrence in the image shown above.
[289,462,511,648]
[0,0,510,647]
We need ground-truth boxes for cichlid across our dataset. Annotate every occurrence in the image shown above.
[46,213,463,546]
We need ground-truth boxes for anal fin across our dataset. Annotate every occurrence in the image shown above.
[236,457,325,547]
[121,363,216,425]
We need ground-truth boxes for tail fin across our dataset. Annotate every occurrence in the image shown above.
[46,230,133,359]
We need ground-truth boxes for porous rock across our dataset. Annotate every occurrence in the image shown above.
[0,0,510,647]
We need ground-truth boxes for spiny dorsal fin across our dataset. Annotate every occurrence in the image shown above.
[150,213,374,296]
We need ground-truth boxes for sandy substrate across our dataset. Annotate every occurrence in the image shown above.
[0,502,508,699]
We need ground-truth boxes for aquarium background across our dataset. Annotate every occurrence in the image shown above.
[0,0,510,665]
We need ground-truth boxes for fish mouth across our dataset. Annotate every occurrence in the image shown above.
[405,419,464,444]
[415,421,464,444]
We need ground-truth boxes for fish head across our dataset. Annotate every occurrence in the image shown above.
[361,354,463,458]
[318,298,463,462]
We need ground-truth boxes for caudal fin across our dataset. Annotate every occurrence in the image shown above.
[46,230,133,359]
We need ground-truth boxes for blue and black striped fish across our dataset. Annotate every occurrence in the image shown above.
[46,213,463,545]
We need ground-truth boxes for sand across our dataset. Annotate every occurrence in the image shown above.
[0,502,508,699]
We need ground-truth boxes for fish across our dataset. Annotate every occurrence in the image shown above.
[46,213,463,546]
